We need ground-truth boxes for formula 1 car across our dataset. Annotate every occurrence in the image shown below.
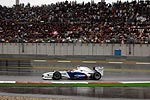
[42,66,103,80]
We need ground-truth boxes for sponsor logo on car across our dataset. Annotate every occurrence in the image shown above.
[74,74,86,77]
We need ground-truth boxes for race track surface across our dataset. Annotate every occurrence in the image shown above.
[0,70,150,82]
[0,61,150,99]
[0,92,150,100]
[0,59,150,82]
[1,63,150,82]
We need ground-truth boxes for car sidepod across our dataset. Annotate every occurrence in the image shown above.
[67,71,88,80]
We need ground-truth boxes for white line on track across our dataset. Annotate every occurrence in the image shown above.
[57,60,71,63]
[50,81,88,84]
[108,62,123,64]
[82,61,97,63]
[33,60,47,62]
[136,62,150,65]
[0,81,16,83]
[121,81,150,84]
[1,81,150,84]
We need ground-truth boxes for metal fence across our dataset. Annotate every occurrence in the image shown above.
[0,43,149,56]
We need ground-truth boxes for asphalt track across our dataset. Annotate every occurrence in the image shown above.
[1,92,150,100]
[0,73,150,82]
[0,59,150,82]
[0,92,150,100]
[0,66,150,82]
[0,60,150,100]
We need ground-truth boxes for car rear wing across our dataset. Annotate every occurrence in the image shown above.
[94,67,104,76]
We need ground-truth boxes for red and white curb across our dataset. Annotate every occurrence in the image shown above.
[0,81,150,84]
[33,60,150,65]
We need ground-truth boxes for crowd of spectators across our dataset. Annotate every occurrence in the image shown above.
[0,0,150,44]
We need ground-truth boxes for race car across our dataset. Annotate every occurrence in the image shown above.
[42,66,103,80]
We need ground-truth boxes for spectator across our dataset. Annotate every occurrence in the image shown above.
[0,0,149,44]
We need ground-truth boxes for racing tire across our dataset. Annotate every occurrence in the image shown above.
[52,71,61,80]
[93,72,101,80]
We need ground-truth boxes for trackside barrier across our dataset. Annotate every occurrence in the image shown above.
[0,43,149,56]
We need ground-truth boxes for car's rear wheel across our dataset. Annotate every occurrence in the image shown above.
[52,71,61,80]
[93,72,101,80]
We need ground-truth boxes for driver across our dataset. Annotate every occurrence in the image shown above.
[71,65,81,72]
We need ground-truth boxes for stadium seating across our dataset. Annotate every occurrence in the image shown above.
[0,1,149,43]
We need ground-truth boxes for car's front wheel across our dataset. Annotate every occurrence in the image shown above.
[52,71,61,80]
[93,72,101,80]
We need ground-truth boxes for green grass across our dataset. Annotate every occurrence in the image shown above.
[0,83,150,87]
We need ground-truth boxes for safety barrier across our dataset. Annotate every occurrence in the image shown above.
[0,43,149,56]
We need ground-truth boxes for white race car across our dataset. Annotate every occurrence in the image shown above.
[42,66,103,80]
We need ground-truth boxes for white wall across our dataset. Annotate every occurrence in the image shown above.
[0,43,149,56]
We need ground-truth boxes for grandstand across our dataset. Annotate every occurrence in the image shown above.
[0,0,150,44]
